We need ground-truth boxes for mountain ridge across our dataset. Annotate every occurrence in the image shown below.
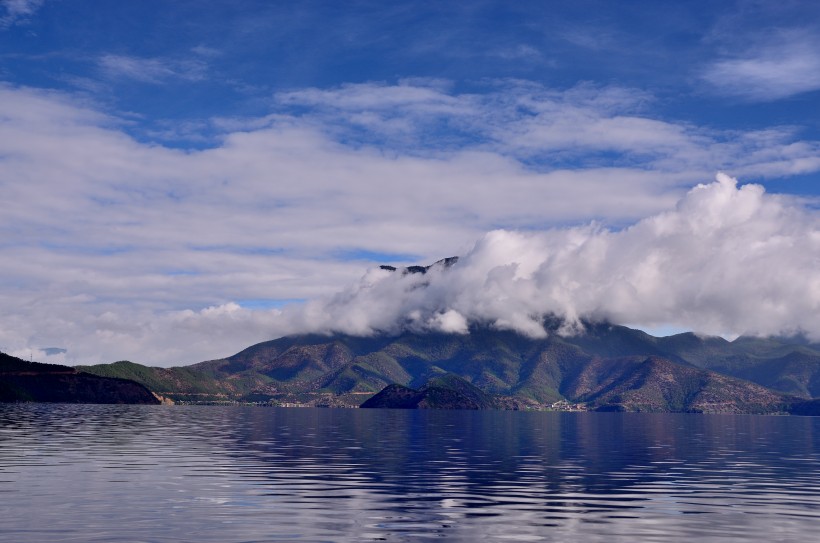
[1,352,160,404]
[76,322,820,413]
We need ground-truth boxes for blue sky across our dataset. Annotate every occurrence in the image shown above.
[5,1,820,151]
[1,0,819,365]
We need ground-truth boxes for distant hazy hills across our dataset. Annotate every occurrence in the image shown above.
[76,321,820,413]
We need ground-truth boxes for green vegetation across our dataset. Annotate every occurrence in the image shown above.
[361,373,499,409]
[68,322,820,412]
[1,352,159,404]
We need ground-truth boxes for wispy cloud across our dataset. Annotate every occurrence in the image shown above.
[701,31,820,101]
[98,54,207,83]
[274,80,820,177]
[559,27,619,51]
[491,44,543,61]
[190,45,222,58]
[0,0,43,28]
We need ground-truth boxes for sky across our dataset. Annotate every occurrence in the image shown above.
[1,0,819,367]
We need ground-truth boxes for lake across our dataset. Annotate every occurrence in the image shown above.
[1,404,819,542]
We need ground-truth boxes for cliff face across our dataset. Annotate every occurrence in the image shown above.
[1,352,159,404]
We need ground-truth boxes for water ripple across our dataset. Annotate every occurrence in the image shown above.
[1,405,819,542]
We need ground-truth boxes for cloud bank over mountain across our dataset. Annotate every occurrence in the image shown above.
[293,174,820,341]
[2,81,820,366]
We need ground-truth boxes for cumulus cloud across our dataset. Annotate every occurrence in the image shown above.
[292,174,820,341]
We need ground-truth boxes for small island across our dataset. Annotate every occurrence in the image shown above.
[361,374,499,409]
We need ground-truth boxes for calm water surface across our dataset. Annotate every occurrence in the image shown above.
[1,405,819,542]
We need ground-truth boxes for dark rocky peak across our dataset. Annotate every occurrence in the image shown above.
[380,256,459,275]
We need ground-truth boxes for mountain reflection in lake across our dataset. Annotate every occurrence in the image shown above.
[1,405,819,542]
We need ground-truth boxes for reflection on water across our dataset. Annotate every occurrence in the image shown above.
[1,405,819,542]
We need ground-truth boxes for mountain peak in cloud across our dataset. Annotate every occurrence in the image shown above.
[288,173,819,341]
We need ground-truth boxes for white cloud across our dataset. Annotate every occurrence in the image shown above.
[0,0,43,28]
[190,45,222,58]
[99,54,207,83]
[297,174,820,341]
[559,27,618,51]
[2,82,820,366]
[8,303,290,367]
[274,81,820,177]
[491,44,543,60]
[278,81,464,111]
[701,32,820,101]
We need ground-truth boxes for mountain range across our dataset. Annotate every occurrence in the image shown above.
[8,257,819,413]
[74,320,820,413]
